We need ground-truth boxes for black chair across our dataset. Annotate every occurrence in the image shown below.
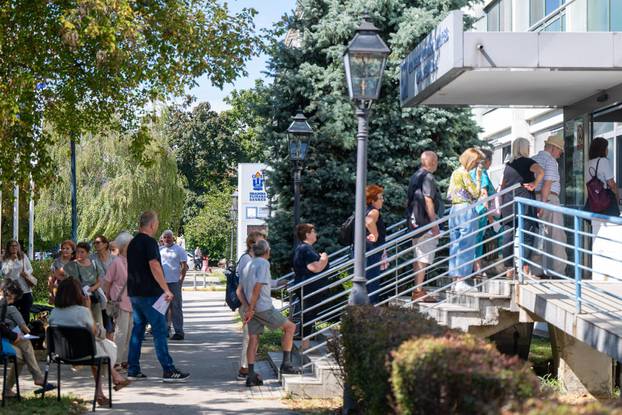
[1,338,21,407]
[41,326,111,412]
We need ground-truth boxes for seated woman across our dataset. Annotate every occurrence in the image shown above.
[49,278,130,407]
[2,280,55,397]
[47,239,76,304]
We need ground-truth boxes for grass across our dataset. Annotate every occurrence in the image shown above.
[257,328,283,360]
[539,373,564,394]
[283,396,341,414]
[0,394,87,415]
[529,335,554,377]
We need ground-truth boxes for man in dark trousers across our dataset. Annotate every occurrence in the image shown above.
[126,210,190,382]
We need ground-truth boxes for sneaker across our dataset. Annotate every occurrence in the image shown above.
[245,373,263,387]
[237,369,248,380]
[170,333,184,341]
[280,362,301,375]
[127,372,148,380]
[163,369,190,383]
[454,280,475,294]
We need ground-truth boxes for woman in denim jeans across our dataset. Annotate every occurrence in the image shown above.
[447,148,484,293]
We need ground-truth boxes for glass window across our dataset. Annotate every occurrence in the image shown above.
[543,15,565,31]
[612,1,622,31]
[487,1,500,31]
[588,0,610,31]
[530,0,545,25]
[502,144,511,163]
[545,0,564,14]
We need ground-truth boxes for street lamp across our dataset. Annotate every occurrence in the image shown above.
[287,110,313,237]
[229,190,238,261]
[343,15,389,306]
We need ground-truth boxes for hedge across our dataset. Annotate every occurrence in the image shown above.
[31,259,53,304]
[339,305,452,414]
[391,334,539,415]
[503,399,622,415]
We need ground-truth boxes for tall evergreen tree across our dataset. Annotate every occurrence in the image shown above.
[249,0,483,274]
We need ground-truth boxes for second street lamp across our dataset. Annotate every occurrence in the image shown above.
[287,110,313,239]
[343,15,390,306]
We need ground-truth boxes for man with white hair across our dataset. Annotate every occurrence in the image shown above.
[160,229,188,341]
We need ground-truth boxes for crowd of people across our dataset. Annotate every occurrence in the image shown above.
[0,211,190,404]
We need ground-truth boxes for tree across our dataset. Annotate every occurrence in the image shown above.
[246,0,483,273]
[35,126,185,245]
[0,0,261,187]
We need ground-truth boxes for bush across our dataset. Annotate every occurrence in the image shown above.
[391,334,539,415]
[339,305,451,415]
[31,259,53,304]
[502,398,622,415]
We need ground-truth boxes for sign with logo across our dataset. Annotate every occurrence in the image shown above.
[250,171,267,202]
[400,11,464,107]
[237,163,270,260]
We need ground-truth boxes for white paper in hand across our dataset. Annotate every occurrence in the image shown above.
[82,285,91,297]
[23,334,40,340]
[152,294,169,315]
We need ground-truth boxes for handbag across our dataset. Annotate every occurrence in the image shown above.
[585,159,613,213]
[21,258,37,287]
[105,280,127,319]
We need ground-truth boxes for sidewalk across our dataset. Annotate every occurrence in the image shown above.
[24,291,294,414]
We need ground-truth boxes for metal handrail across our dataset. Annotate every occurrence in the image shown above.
[527,0,576,32]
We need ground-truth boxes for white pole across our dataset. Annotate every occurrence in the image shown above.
[12,184,19,241]
[28,179,34,259]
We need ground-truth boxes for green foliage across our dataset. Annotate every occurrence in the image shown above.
[31,259,53,304]
[184,185,234,261]
[0,0,261,187]
[391,334,539,415]
[529,336,554,377]
[35,127,185,245]
[244,0,483,274]
[338,305,450,414]
[0,394,87,415]
[503,399,622,415]
[258,327,283,360]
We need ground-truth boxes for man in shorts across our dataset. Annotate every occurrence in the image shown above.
[241,239,298,386]
[406,151,442,302]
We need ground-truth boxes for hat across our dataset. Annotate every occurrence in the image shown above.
[545,133,564,152]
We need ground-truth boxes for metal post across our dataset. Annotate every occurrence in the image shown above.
[348,105,370,306]
[574,216,582,313]
[293,164,302,244]
[28,179,34,259]
[70,138,78,241]
[517,200,525,284]
[12,184,19,241]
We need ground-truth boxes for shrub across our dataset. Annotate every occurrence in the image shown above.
[339,305,451,415]
[391,334,540,415]
[502,398,622,415]
[31,259,54,304]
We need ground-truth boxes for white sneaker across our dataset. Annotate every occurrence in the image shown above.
[454,280,474,294]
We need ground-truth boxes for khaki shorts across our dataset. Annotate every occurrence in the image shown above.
[413,232,439,265]
[248,307,288,335]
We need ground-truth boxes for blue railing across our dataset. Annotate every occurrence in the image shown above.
[515,196,622,314]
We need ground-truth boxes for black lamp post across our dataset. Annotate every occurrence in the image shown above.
[229,190,238,261]
[287,110,313,238]
[343,14,390,306]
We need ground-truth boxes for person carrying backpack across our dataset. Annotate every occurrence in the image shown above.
[585,137,620,227]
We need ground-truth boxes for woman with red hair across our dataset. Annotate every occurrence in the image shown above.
[365,184,386,304]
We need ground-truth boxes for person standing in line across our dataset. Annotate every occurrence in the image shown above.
[406,151,442,302]
[447,148,484,293]
[241,239,298,387]
[126,211,189,382]
[470,149,497,274]
[235,230,266,381]
[47,240,76,304]
[104,232,134,370]
[91,235,116,339]
[531,133,567,278]
[293,224,329,348]
[193,247,202,271]
[63,242,106,325]
[159,230,188,341]
[1,240,37,323]
[585,137,620,225]
[365,184,387,304]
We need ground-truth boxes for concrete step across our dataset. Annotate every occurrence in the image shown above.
[416,302,483,331]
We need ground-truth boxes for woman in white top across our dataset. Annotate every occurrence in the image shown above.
[586,137,620,213]
[1,240,36,323]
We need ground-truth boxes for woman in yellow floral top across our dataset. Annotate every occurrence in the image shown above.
[447,148,484,293]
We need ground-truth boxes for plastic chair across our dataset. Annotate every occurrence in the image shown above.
[41,326,111,412]
[1,337,21,407]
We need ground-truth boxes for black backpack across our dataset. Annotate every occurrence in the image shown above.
[225,255,247,311]
[338,213,355,246]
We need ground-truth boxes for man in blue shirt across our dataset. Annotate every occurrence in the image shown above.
[160,230,188,341]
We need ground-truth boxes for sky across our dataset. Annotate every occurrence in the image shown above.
[188,0,297,112]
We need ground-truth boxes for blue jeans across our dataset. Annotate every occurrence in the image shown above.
[128,296,175,375]
[449,204,478,278]
[167,282,184,336]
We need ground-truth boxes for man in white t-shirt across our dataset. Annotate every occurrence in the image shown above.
[160,230,188,340]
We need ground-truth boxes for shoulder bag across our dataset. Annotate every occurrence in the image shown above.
[105,279,127,320]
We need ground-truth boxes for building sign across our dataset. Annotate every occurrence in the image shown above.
[249,171,267,202]
[236,163,269,260]
[400,11,464,107]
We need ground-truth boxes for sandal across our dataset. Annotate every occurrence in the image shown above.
[96,395,111,407]
[113,379,131,391]
[34,383,56,394]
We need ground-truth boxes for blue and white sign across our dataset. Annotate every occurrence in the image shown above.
[400,11,464,107]
[237,163,270,260]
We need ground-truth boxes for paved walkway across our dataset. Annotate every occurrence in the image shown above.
[21,291,295,414]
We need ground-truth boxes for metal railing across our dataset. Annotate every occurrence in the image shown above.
[286,184,521,369]
[527,0,576,32]
[515,196,622,314]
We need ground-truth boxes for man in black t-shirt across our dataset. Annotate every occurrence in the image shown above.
[126,210,189,382]
[406,151,442,302]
